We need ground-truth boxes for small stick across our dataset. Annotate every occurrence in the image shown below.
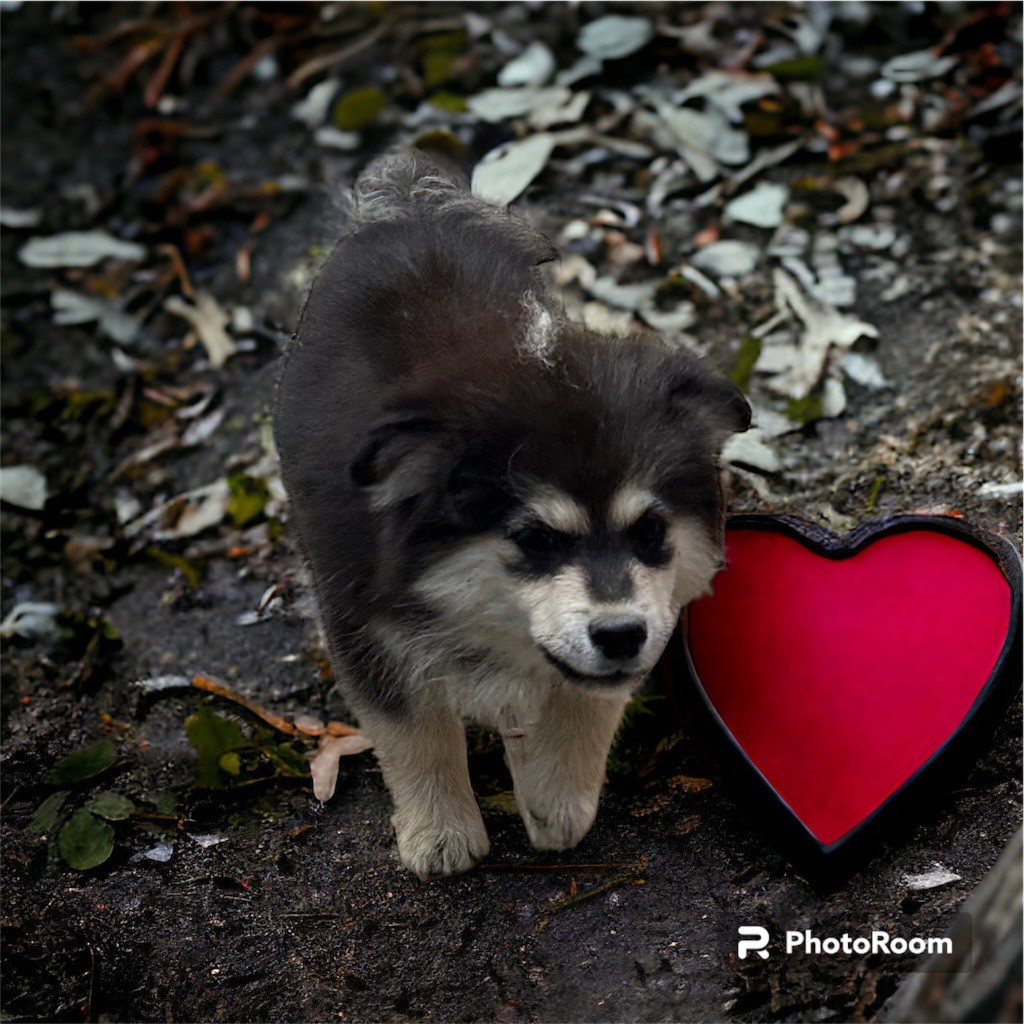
[190,674,360,739]
[286,21,388,89]
[480,859,646,873]
[192,674,298,735]
[535,874,646,933]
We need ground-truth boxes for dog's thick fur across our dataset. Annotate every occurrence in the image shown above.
[274,151,750,878]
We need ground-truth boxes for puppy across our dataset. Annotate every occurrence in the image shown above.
[274,151,750,879]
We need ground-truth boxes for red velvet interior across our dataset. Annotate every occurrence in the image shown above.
[687,528,1012,847]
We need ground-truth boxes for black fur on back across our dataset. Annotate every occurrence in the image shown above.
[274,151,749,713]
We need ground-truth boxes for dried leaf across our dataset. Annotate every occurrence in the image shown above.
[0,206,42,228]
[309,732,374,802]
[290,78,339,127]
[0,601,60,640]
[722,430,781,473]
[690,240,760,278]
[165,293,237,368]
[902,864,961,890]
[880,50,957,83]
[19,231,145,269]
[498,41,555,87]
[467,86,570,123]
[677,71,779,120]
[578,15,653,60]
[842,352,888,389]
[724,182,789,228]
[0,464,48,510]
[767,268,878,399]
[313,126,360,151]
[51,288,139,344]
[472,134,555,207]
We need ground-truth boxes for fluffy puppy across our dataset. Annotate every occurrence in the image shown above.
[274,151,750,879]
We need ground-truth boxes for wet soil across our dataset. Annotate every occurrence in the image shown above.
[1,4,1021,1023]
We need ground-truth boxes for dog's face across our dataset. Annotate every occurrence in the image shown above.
[351,329,749,692]
[497,482,721,686]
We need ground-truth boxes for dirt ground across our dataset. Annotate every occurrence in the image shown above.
[1,4,1021,1023]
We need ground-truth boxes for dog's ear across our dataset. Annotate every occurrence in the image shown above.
[350,411,447,509]
[668,360,751,440]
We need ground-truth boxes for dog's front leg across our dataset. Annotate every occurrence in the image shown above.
[501,685,630,852]
[360,701,489,880]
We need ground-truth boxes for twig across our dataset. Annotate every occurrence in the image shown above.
[216,37,279,98]
[480,858,647,874]
[144,29,186,108]
[535,873,646,933]
[285,21,388,90]
[190,673,360,739]
[192,674,299,735]
[156,243,195,299]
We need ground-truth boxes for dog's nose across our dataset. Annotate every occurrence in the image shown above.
[589,617,647,661]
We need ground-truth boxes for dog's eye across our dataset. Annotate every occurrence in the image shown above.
[627,511,667,558]
[511,523,565,558]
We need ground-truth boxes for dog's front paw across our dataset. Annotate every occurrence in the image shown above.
[521,792,599,852]
[393,811,490,880]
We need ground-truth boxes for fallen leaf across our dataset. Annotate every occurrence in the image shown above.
[0,601,60,640]
[125,479,231,540]
[51,288,139,344]
[587,275,659,311]
[29,791,69,835]
[767,268,878,398]
[0,464,48,510]
[309,732,374,802]
[165,293,237,368]
[290,77,339,127]
[58,810,114,870]
[185,707,247,789]
[467,86,570,123]
[722,429,781,473]
[555,54,603,87]
[332,85,388,131]
[690,240,760,278]
[724,182,789,228]
[86,792,136,820]
[472,134,556,206]
[0,206,42,228]
[528,90,591,130]
[313,126,360,151]
[46,738,117,786]
[136,842,173,863]
[578,15,653,60]
[842,352,888,388]
[188,833,229,848]
[676,71,779,121]
[880,50,957,83]
[901,864,961,890]
[19,231,145,268]
[498,41,555,87]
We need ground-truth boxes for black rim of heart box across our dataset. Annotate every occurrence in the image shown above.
[665,512,1023,881]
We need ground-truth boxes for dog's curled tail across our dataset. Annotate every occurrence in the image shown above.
[353,149,470,224]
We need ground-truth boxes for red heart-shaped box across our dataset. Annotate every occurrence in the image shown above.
[669,514,1022,871]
